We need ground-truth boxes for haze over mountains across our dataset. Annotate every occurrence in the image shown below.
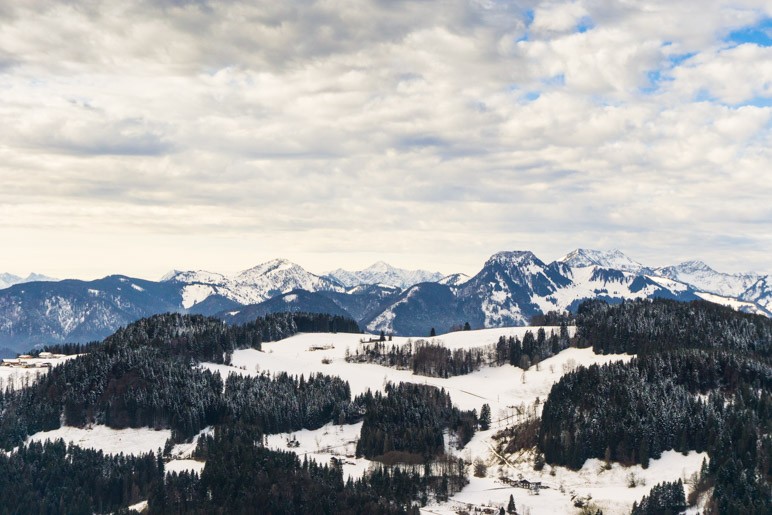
[0,249,769,354]
[0,273,56,290]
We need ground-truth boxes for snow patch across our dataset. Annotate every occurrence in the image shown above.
[181,284,215,309]
[26,425,171,456]
[265,422,369,481]
[166,459,205,476]
[695,291,769,315]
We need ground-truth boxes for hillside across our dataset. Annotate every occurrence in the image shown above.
[1,299,768,513]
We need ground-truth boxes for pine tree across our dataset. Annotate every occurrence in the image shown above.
[479,404,491,431]
[507,493,517,513]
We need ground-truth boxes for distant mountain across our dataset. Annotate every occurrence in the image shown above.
[438,273,470,287]
[0,276,183,351]
[456,251,573,327]
[365,250,703,334]
[219,290,352,326]
[163,259,345,308]
[0,250,769,349]
[363,282,483,336]
[560,249,647,274]
[741,276,772,314]
[321,284,401,322]
[655,260,760,298]
[325,261,444,289]
[0,273,57,290]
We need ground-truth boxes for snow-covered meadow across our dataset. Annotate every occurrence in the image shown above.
[197,327,706,514]
[26,425,171,456]
[0,354,77,389]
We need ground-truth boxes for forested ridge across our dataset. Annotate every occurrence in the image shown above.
[538,298,771,514]
[0,440,162,514]
[576,298,772,356]
[0,312,360,449]
[355,382,477,460]
[0,311,472,513]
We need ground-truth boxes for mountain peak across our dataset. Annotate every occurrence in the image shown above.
[365,261,394,273]
[487,250,538,266]
[326,262,444,289]
[160,269,181,282]
[0,272,57,289]
[656,260,759,298]
[238,258,297,278]
[673,260,713,272]
[561,248,643,273]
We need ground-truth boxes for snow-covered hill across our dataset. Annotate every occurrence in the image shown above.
[325,261,444,289]
[197,328,706,515]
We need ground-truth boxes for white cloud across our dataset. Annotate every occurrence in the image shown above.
[0,0,770,278]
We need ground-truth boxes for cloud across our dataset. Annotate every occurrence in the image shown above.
[0,0,771,278]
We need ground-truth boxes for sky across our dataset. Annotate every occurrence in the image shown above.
[1,0,771,280]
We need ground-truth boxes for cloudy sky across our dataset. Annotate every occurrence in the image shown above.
[1,0,771,280]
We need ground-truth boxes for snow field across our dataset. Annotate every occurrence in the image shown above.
[0,354,78,389]
[165,459,206,476]
[25,424,211,476]
[264,422,370,481]
[202,327,593,416]
[201,327,704,514]
[26,425,171,456]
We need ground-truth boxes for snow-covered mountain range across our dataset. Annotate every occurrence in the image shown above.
[325,261,444,289]
[0,273,57,290]
[162,258,344,309]
[0,250,769,352]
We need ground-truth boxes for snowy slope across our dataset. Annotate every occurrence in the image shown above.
[656,260,760,298]
[26,425,171,456]
[694,291,770,316]
[198,328,706,514]
[164,258,345,308]
[741,275,772,314]
[438,273,470,287]
[560,249,647,274]
[326,261,444,289]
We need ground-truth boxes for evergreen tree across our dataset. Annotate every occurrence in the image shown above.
[479,403,492,431]
[507,493,517,513]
